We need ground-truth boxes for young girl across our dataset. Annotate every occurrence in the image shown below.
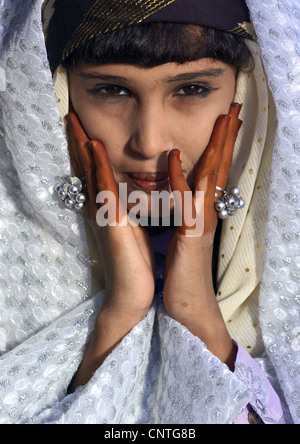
[0,0,298,424]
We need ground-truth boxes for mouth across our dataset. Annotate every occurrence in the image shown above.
[127,172,170,192]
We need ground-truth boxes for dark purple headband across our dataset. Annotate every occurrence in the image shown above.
[45,0,252,73]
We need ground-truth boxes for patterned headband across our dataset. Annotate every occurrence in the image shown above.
[45,0,254,73]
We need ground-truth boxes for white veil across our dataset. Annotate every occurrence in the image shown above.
[0,0,299,424]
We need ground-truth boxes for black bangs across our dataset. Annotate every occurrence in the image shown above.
[62,23,254,72]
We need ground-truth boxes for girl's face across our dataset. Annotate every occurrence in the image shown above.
[68,59,236,213]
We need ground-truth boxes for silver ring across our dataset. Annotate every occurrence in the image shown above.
[215,186,245,220]
[55,176,87,210]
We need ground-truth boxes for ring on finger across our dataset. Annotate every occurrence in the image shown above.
[55,176,87,210]
[215,186,245,219]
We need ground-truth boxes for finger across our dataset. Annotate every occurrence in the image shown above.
[217,103,243,190]
[67,112,98,213]
[66,112,89,178]
[190,115,231,230]
[67,112,89,146]
[89,140,127,225]
[168,149,191,194]
[168,149,196,235]
[194,115,231,198]
[89,140,118,196]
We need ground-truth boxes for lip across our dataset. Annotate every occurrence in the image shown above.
[127,172,170,192]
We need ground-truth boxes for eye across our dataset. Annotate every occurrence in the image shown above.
[175,83,212,97]
[89,84,130,97]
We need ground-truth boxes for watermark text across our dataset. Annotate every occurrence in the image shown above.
[96,183,204,238]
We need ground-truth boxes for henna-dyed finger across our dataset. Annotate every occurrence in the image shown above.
[66,113,87,179]
[67,113,101,219]
[168,149,197,235]
[168,149,191,194]
[89,140,118,198]
[67,113,95,174]
[89,140,126,225]
[67,114,99,199]
[191,115,231,228]
[229,102,242,119]
[67,113,89,145]
[194,115,231,196]
[216,103,243,190]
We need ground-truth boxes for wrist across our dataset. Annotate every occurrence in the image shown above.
[169,302,236,370]
[69,305,148,392]
[90,306,148,367]
[96,303,148,331]
[100,292,151,326]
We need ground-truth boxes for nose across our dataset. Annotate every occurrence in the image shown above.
[129,103,172,159]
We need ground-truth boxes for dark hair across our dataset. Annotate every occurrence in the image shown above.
[62,23,254,72]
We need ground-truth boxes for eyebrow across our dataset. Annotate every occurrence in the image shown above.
[76,68,225,83]
[77,73,129,83]
[166,69,225,82]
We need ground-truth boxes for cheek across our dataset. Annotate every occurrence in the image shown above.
[176,113,215,165]
[177,99,234,186]
[70,98,128,168]
[69,82,125,143]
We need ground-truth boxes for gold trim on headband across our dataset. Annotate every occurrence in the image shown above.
[62,0,177,62]
[228,22,256,40]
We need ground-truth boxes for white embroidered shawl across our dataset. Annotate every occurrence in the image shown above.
[0,0,299,424]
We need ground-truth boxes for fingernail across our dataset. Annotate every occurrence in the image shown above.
[238,120,243,131]
[236,103,243,116]
[174,150,180,161]
[232,103,243,116]
[170,149,180,161]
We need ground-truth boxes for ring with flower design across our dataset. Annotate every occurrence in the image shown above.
[214,186,245,219]
[55,176,87,210]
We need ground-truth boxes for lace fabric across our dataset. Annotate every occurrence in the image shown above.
[0,0,91,355]
[0,295,253,424]
[247,0,300,423]
[0,0,299,424]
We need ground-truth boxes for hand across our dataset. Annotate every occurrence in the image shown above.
[67,112,156,318]
[163,103,243,368]
[66,113,156,389]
